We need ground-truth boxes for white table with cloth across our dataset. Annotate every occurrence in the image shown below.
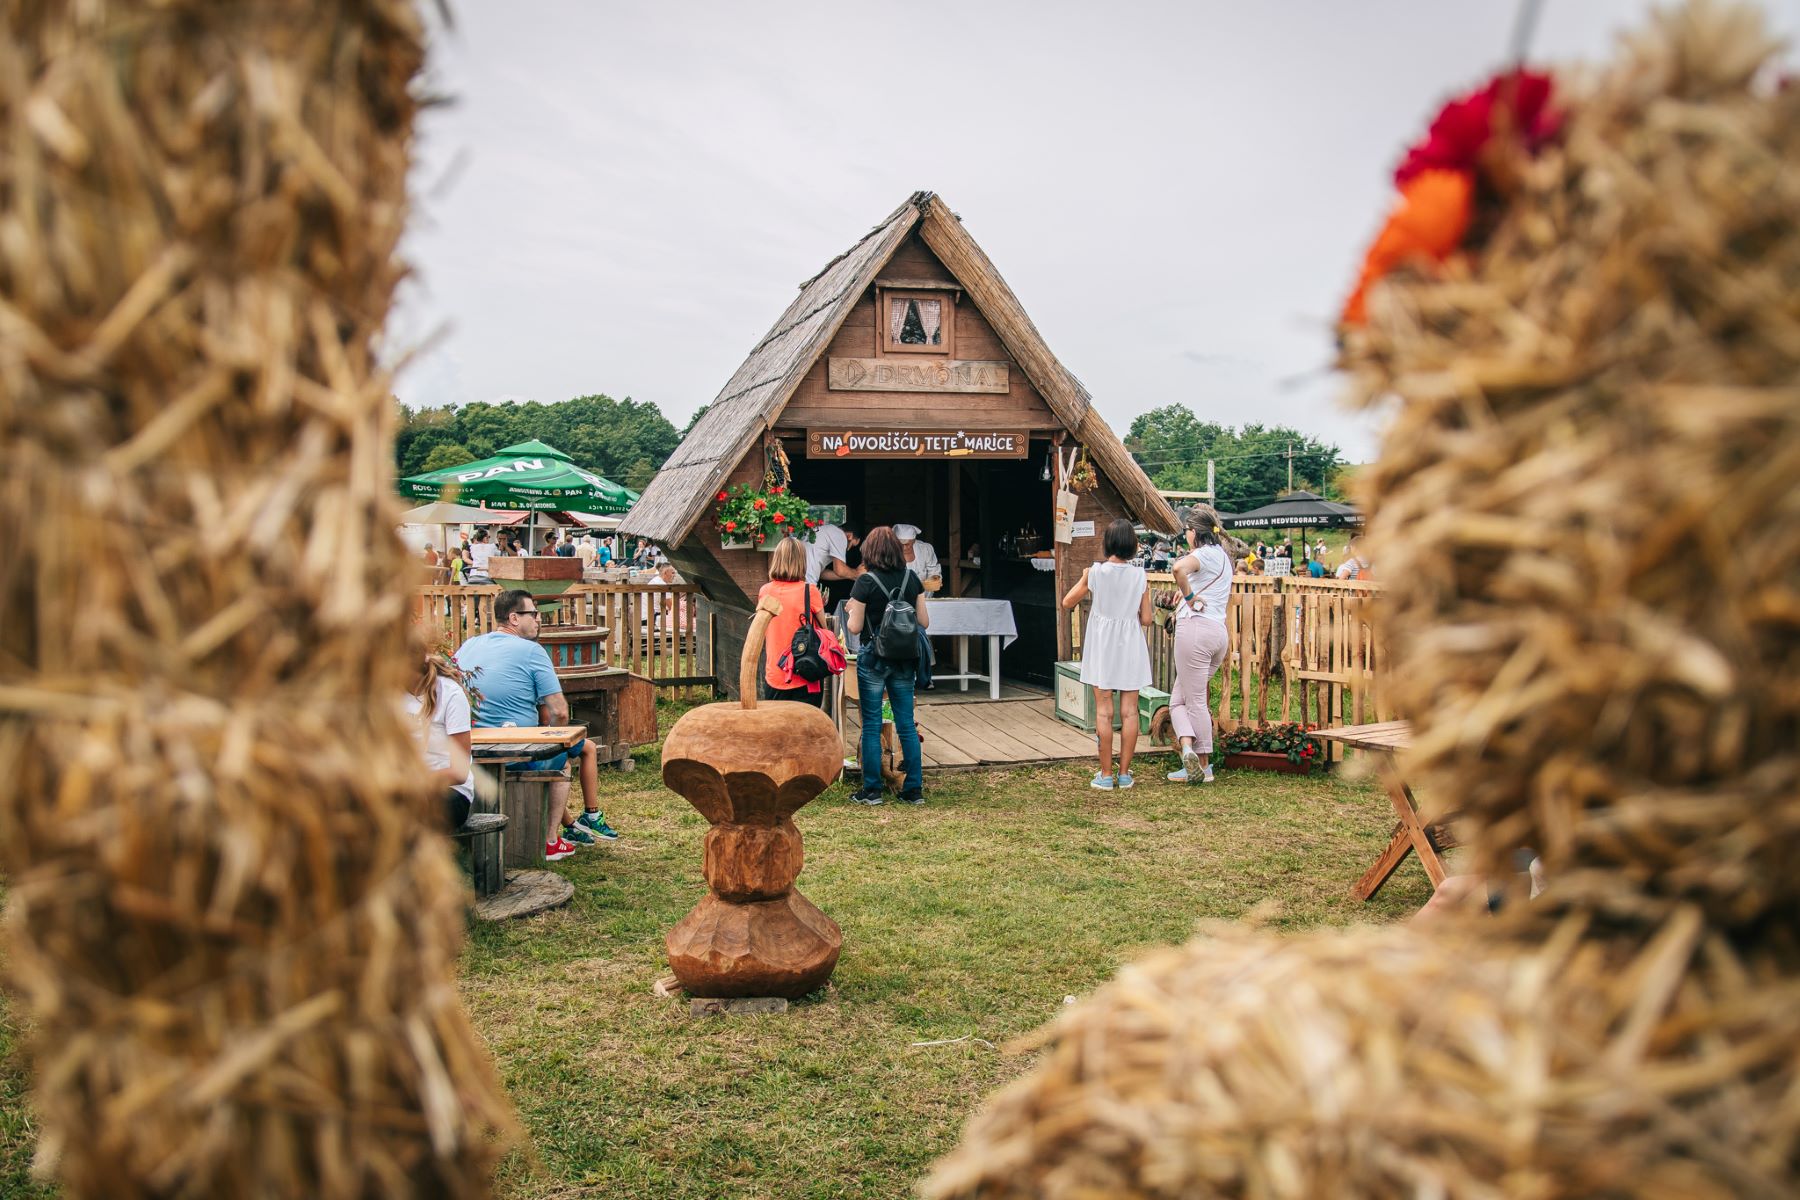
[920,598,1017,700]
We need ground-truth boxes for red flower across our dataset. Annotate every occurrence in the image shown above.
[716,491,728,502]
[753,498,767,511]
[1301,745,1316,757]
[755,534,765,543]
[724,520,737,532]
[770,486,784,495]
[772,512,785,524]
[1394,70,1558,187]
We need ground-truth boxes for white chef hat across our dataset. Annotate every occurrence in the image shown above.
[893,523,920,542]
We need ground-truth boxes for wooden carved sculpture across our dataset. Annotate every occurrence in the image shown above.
[662,597,843,997]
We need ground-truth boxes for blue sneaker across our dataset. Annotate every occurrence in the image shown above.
[575,811,619,840]
[1116,773,1135,790]
[1166,767,1190,783]
[561,823,596,846]
[1089,772,1115,791]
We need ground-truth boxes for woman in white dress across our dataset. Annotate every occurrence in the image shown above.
[1062,518,1154,790]
[1166,505,1235,784]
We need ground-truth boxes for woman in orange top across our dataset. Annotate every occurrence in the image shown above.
[759,537,828,705]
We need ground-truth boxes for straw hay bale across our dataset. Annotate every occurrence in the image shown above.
[926,914,1800,1200]
[0,2,514,1196]
[1343,2,1800,929]
[927,5,1800,1196]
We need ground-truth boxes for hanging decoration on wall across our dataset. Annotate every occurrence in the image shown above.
[1067,447,1099,494]
[763,433,792,492]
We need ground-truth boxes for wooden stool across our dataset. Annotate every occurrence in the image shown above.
[501,769,567,869]
[449,812,509,898]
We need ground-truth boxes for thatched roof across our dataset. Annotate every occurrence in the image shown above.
[623,192,1177,543]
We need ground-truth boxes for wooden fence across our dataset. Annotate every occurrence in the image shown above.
[1073,574,1388,757]
[416,584,708,700]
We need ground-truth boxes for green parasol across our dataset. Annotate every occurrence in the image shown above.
[399,439,639,513]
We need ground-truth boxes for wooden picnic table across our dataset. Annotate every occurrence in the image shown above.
[470,725,586,765]
[1313,720,1456,900]
[465,725,587,919]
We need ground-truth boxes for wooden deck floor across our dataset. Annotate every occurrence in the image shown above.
[843,696,1173,770]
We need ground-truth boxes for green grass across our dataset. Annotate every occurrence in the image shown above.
[0,701,1434,1198]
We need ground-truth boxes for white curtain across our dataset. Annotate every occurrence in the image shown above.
[919,299,941,345]
[888,298,908,343]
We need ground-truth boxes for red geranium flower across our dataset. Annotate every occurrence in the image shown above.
[716,491,728,502]
[770,486,784,495]
[772,512,785,523]
[755,534,765,543]
[724,520,737,532]
[753,498,767,510]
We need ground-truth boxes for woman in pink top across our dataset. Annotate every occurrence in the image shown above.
[758,538,828,705]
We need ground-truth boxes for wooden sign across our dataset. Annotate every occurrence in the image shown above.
[806,429,1028,459]
[827,357,1009,393]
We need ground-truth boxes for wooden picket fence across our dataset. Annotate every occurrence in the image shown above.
[416,583,708,700]
[1074,574,1387,760]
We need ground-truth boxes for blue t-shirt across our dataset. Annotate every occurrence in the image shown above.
[454,631,563,728]
[1307,558,1327,578]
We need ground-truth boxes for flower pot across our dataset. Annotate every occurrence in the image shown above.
[1221,750,1312,775]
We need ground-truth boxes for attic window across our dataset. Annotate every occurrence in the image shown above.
[878,288,953,356]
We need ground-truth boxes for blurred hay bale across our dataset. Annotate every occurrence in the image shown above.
[926,913,1800,1200]
[0,2,515,1196]
[1343,1,1800,929]
[926,5,1800,1197]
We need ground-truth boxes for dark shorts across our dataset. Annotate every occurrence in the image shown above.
[767,685,823,707]
[524,737,587,773]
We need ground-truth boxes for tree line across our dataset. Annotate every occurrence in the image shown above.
[1125,405,1350,514]
[395,394,687,491]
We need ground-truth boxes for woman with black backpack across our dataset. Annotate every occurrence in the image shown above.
[846,525,929,805]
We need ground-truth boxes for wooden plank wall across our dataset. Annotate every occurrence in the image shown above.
[778,233,1059,432]
[415,584,709,701]
[1070,574,1387,761]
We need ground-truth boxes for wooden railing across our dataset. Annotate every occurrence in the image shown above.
[416,584,708,700]
[1072,574,1387,759]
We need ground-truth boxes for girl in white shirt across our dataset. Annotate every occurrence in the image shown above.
[404,650,474,829]
[1063,519,1154,790]
[1167,506,1235,784]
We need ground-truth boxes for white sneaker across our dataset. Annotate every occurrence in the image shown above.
[1180,748,1201,782]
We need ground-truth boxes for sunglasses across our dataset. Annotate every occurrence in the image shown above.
[514,609,540,618]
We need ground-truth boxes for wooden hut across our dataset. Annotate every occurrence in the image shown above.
[623,192,1177,697]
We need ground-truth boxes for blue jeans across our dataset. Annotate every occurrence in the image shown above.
[859,654,922,793]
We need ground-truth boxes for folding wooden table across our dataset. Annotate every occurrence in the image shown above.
[1313,720,1455,900]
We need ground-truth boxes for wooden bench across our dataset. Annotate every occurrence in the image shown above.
[449,812,509,897]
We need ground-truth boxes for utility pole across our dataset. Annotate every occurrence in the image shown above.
[1286,441,1294,491]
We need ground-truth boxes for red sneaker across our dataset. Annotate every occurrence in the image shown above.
[544,837,577,862]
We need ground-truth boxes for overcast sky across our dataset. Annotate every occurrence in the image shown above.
[390,1,1798,464]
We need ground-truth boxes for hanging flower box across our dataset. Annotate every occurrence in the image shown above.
[714,484,819,551]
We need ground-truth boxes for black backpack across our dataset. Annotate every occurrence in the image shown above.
[785,584,830,682]
[870,572,919,660]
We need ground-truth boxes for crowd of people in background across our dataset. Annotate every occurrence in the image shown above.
[409,515,1372,832]
[420,528,678,585]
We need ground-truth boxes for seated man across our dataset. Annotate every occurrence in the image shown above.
[455,588,620,858]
